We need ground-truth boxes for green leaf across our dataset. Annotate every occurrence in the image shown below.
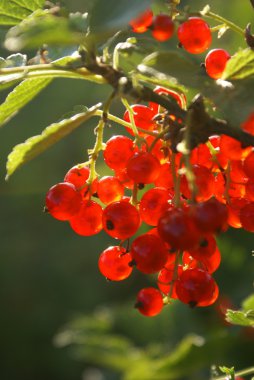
[222,48,254,80]
[89,0,151,42]
[4,10,85,51]
[226,309,254,327]
[0,0,45,26]
[139,51,202,89]
[242,294,254,311]
[6,103,101,179]
[0,77,52,128]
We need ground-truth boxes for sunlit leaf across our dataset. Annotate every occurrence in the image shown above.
[0,0,44,26]
[6,104,101,179]
[222,48,254,80]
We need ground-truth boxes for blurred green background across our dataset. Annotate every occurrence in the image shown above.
[0,1,253,379]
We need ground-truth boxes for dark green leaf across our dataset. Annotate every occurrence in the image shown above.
[0,0,44,26]
[139,51,202,89]
[222,48,254,80]
[6,103,101,179]
[5,10,85,51]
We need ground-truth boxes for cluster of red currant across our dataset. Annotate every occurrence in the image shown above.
[130,9,231,79]
[45,79,254,317]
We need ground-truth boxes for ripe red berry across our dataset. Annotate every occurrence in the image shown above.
[135,287,163,317]
[103,135,135,171]
[45,182,83,221]
[157,264,183,297]
[243,150,254,180]
[139,187,172,226]
[175,268,217,307]
[183,246,221,274]
[149,86,187,113]
[241,112,254,135]
[220,134,251,160]
[180,164,215,202]
[69,200,103,236]
[129,9,153,33]
[127,151,161,184]
[191,198,228,234]
[158,207,201,250]
[239,202,254,232]
[97,176,124,204]
[177,17,212,54]
[64,165,90,193]
[130,234,169,274]
[102,201,140,240]
[123,105,156,136]
[151,14,174,42]
[98,246,133,281]
[205,49,231,79]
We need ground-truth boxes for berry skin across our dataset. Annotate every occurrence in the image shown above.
[45,182,83,221]
[97,176,124,205]
[243,150,254,180]
[123,105,156,136]
[129,9,153,33]
[158,207,201,250]
[130,234,169,274]
[103,135,135,171]
[175,268,217,307]
[64,165,90,194]
[135,287,163,317]
[98,246,133,281]
[69,200,103,236]
[157,264,183,297]
[177,17,212,54]
[180,164,215,202]
[239,202,254,232]
[102,201,140,240]
[191,198,228,234]
[127,151,161,184]
[151,14,174,42]
[205,49,231,79]
[139,187,172,226]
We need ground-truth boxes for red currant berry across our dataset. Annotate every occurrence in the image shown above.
[103,135,135,171]
[129,9,153,33]
[177,17,212,54]
[98,246,133,281]
[191,198,228,234]
[241,112,254,135]
[183,246,221,274]
[102,201,140,240]
[239,202,254,232]
[158,207,201,250]
[151,14,174,42]
[135,287,163,317]
[114,168,135,190]
[205,49,231,79]
[130,234,169,274]
[45,182,83,221]
[227,198,249,229]
[64,165,90,194]
[175,268,217,307]
[123,105,156,136]
[154,162,174,190]
[139,187,172,226]
[97,176,124,204]
[180,164,214,202]
[149,86,187,113]
[243,150,254,180]
[157,264,183,297]
[127,151,161,184]
[69,200,103,236]
[220,135,251,160]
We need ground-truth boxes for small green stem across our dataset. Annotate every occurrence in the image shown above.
[87,91,115,185]
[205,11,245,36]
[121,98,140,139]
[0,63,106,83]
[130,183,139,206]
[163,250,181,304]
[214,367,254,380]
